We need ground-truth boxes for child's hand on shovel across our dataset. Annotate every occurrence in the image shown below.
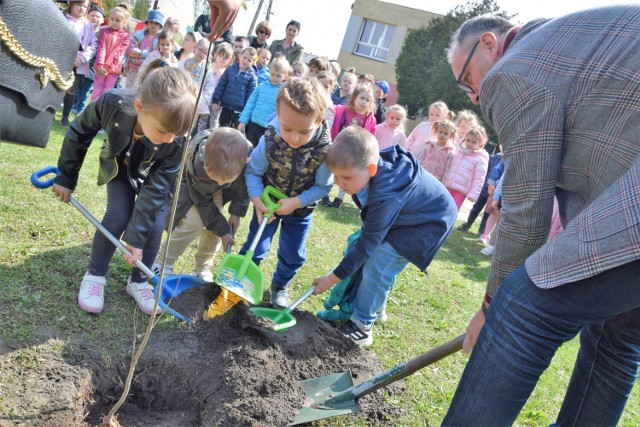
[312,271,341,294]
[124,245,143,267]
[252,196,275,223]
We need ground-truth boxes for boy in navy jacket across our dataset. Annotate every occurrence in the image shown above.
[313,126,457,346]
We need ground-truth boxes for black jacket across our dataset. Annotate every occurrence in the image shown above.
[54,89,185,248]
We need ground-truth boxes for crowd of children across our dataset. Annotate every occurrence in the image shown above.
[54,1,507,349]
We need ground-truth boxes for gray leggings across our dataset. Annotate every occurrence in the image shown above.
[87,165,165,283]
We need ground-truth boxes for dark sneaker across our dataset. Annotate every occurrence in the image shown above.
[331,198,343,208]
[60,116,70,126]
[321,196,332,207]
[338,319,373,346]
[270,288,288,308]
[458,223,470,232]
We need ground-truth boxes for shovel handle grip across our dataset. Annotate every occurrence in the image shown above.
[261,185,287,218]
[31,166,60,189]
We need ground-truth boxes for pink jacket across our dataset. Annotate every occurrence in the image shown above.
[64,13,96,76]
[95,27,131,74]
[405,121,435,151]
[375,122,406,150]
[411,140,457,181]
[331,105,377,140]
[442,148,489,201]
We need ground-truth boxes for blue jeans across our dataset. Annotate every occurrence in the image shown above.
[73,77,94,113]
[443,261,640,426]
[240,210,313,290]
[351,241,408,329]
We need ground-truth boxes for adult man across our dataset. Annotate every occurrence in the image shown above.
[444,6,640,425]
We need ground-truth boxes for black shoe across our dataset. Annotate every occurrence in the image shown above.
[458,223,470,232]
[321,196,331,207]
[60,116,70,126]
[331,198,343,208]
[338,319,373,346]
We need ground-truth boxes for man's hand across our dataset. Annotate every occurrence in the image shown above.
[207,0,242,41]
[312,272,340,294]
[52,183,73,203]
[221,233,234,251]
[275,197,301,216]
[124,245,143,268]
[462,309,486,353]
[228,215,240,233]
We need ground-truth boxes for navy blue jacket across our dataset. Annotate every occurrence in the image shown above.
[333,145,457,279]
[211,63,257,112]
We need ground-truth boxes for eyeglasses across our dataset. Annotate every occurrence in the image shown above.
[258,30,270,36]
[196,47,208,55]
[456,40,479,94]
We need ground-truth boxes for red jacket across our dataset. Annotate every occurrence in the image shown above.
[95,27,130,74]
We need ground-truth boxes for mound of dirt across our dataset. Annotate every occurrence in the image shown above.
[87,285,403,426]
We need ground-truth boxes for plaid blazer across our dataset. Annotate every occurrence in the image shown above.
[480,5,640,294]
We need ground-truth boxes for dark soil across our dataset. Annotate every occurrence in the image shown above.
[84,284,404,426]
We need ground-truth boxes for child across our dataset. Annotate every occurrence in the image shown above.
[325,84,377,208]
[454,109,481,149]
[330,71,356,106]
[207,43,235,129]
[125,9,163,89]
[163,17,181,49]
[316,71,337,129]
[73,3,105,113]
[238,57,291,146]
[51,61,197,315]
[241,77,333,308]
[233,36,249,62]
[291,61,308,77]
[91,5,130,102]
[373,80,389,124]
[178,38,215,134]
[459,145,504,234]
[211,47,258,128]
[375,104,407,150]
[152,128,251,282]
[136,30,179,83]
[410,119,457,181]
[312,126,457,346]
[358,73,375,86]
[442,127,489,209]
[255,48,272,85]
[60,0,97,126]
[405,101,453,151]
[308,56,332,77]
[175,28,201,62]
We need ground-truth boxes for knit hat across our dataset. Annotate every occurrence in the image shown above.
[89,3,105,18]
[145,9,164,27]
[375,80,390,95]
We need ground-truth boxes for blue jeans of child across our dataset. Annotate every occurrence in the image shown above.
[350,241,408,329]
[73,77,94,114]
[240,210,313,290]
[443,260,640,426]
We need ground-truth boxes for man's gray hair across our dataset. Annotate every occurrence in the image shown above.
[446,15,513,63]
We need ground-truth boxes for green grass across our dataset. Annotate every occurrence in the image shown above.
[0,116,639,425]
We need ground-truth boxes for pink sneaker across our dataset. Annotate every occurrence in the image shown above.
[78,273,106,314]
[126,279,163,315]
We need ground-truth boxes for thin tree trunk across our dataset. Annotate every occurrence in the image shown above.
[247,0,265,37]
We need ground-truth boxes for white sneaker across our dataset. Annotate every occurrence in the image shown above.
[375,306,388,324]
[126,279,163,315]
[194,269,214,283]
[78,273,106,314]
[480,245,495,256]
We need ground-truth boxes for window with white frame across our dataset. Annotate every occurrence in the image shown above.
[355,19,396,61]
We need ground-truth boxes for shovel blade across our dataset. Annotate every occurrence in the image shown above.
[215,253,264,304]
[249,307,296,332]
[289,371,359,425]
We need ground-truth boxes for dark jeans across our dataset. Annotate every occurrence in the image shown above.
[463,191,488,229]
[245,121,267,147]
[62,69,83,120]
[87,165,165,283]
[218,107,241,128]
[239,208,313,290]
[443,261,640,426]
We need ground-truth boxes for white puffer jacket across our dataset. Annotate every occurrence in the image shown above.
[442,148,489,201]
